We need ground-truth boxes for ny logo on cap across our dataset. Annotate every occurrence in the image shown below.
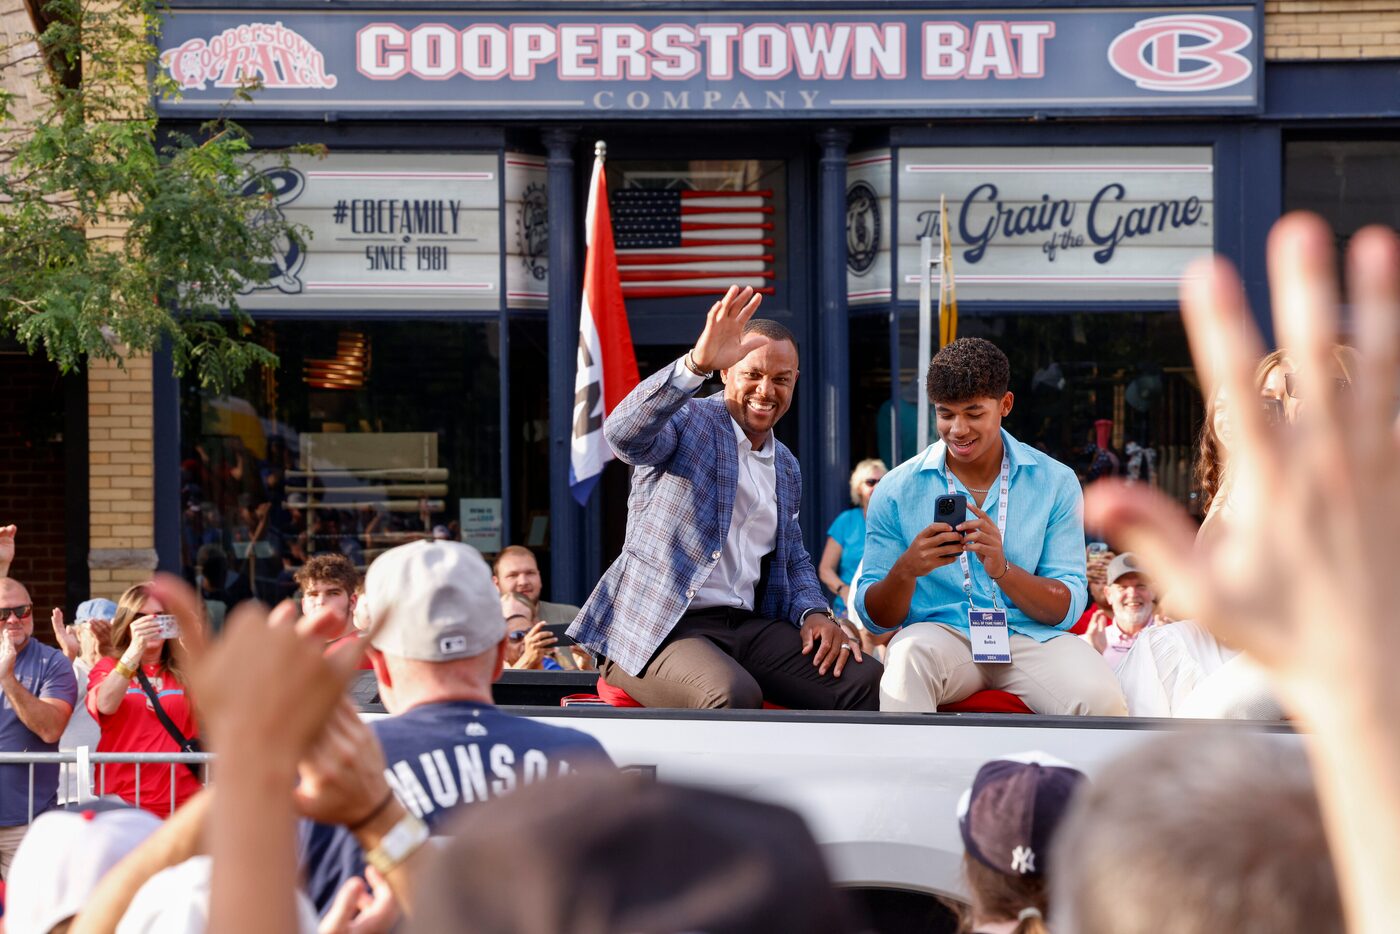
[1011,846,1036,874]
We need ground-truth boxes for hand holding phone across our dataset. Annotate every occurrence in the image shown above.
[897,495,969,578]
[540,622,576,647]
[934,493,968,533]
[154,614,180,640]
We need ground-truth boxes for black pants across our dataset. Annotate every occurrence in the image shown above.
[601,607,882,710]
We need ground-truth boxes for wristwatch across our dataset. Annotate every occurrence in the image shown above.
[683,350,715,379]
[364,811,430,875]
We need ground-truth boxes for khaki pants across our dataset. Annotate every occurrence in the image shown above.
[603,607,882,710]
[0,823,29,879]
[880,622,1127,715]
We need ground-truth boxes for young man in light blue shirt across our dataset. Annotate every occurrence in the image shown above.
[856,338,1126,715]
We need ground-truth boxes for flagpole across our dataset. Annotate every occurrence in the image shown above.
[571,139,640,508]
[917,232,933,454]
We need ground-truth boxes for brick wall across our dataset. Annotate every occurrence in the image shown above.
[87,353,158,597]
[0,353,68,617]
[1266,1,1400,59]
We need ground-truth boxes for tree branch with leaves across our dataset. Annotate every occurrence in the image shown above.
[0,0,315,391]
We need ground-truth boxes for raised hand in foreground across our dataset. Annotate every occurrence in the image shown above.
[1086,213,1400,934]
[194,593,369,934]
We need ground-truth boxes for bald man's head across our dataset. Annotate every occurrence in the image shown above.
[0,577,35,651]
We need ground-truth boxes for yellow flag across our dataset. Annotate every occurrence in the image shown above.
[938,194,958,348]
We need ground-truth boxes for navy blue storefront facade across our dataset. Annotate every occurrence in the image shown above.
[152,1,1400,606]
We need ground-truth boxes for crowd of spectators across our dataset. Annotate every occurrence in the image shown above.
[0,213,1394,933]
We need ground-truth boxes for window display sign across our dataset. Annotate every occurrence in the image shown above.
[506,153,549,309]
[460,497,504,553]
[896,147,1215,302]
[156,6,1260,119]
[847,150,892,306]
[238,152,501,311]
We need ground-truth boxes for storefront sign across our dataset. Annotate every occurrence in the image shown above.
[238,152,501,311]
[896,147,1215,302]
[156,6,1261,118]
[847,150,892,306]
[506,153,549,308]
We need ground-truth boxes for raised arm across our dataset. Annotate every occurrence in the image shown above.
[606,285,766,466]
[91,615,160,717]
[0,636,75,744]
[1086,215,1400,934]
[71,790,214,934]
[0,525,15,578]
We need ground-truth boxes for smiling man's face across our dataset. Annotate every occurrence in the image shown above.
[721,338,799,448]
[935,393,1013,465]
[0,579,34,652]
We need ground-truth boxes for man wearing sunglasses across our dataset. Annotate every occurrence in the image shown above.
[0,576,78,877]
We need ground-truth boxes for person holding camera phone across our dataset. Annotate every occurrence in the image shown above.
[858,338,1127,715]
[502,593,596,671]
[88,583,205,816]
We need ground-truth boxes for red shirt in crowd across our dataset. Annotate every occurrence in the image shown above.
[324,633,374,669]
[86,657,202,817]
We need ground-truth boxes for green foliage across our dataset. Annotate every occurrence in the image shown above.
[0,0,307,391]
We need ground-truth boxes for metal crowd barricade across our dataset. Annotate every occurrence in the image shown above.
[0,749,215,820]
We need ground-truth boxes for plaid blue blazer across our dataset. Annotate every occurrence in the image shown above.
[568,361,828,676]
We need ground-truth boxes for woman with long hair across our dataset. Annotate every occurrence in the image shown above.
[1117,349,1355,718]
[86,583,204,816]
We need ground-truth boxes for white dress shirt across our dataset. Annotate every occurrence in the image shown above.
[671,360,779,611]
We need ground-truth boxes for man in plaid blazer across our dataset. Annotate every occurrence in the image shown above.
[569,286,881,709]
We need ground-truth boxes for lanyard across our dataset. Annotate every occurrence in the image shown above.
[948,452,1011,610]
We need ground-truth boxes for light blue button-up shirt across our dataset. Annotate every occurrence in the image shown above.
[854,428,1087,640]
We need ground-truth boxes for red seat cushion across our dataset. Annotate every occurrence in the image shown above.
[596,676,646,707]
[939,690,1034,714]
[596,676,787,710]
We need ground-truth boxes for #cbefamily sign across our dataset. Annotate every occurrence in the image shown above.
[155,5,1261,118]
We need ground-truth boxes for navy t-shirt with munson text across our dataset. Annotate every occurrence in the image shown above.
[301,700,613,911]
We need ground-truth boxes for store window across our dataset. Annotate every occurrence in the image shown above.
[605,158,788,313]
[179,320,501,601]
[848,312,892,469]
[1285,139,1400,247]
[895,311,1203,511]
[507,316,551,557]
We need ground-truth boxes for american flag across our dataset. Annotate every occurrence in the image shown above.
[611,189,775,299]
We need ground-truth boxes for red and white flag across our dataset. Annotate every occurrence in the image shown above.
[570,144,640,505]
[612,189,776,299]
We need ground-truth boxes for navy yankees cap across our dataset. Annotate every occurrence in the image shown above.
[957,751,1088,879]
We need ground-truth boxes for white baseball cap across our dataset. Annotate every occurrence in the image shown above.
[364,540,506,661]
[115,856,318,934]
[6,806,162,934]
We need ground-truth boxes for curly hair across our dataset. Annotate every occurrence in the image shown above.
[926,338,1011,404]
[294,553,360,595]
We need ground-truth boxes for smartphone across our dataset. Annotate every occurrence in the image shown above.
[154,614,180,640]
[540,623,577,647]
[934,493,968,533]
